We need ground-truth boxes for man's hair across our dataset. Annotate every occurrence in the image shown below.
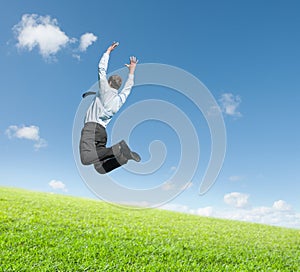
[108,75,122,90]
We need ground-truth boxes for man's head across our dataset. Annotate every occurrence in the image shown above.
[108,75,122,90]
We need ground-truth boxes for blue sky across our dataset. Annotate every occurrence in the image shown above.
[1,0,299,228]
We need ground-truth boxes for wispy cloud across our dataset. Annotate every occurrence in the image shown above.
[161,203,191,213]
[224,192,250,209]
[72,54,81,61]
[5,125,47,150]
[12,14,97,61]
[49,179,68,192]
[217,200,300,229]
[219,93,242,117]
[273,200,292,211]
[79,33,98,52]
[161,196,300,229]
[196,206,213,217]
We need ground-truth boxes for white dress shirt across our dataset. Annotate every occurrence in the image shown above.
[85,52,134,127]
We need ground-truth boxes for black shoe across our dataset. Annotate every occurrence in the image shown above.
[130,151,141,162]
[120,140,131,157]
[120,140,141,162]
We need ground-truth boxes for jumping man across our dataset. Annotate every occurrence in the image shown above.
[79,42,141,174]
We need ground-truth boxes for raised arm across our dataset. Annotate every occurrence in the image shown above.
[98,42,119,81]
[116,56,138,108]
[125,56,138,75]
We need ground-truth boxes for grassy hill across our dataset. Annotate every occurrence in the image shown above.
[1,187,299,271]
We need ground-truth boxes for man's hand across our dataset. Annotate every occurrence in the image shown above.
[125,56,138,74]
[106,41,119,54]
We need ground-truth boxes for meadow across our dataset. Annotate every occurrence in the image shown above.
[1,187,299,271]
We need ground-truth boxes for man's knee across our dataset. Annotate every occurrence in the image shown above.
[80,151,94,165]
[94,162,106,174]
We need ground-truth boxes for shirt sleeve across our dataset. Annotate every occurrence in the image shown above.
[98,52,110,95]
[111,74,135,114]
[98,52,109,80]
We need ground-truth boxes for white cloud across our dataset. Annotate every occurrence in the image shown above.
[5,125,47,150]
[216,202,300,229]
[13,14,71,59]
[49,180,67,192]
[34,138,48,150]
[79,33,97,52]
[161,196,300,229]
[12,14,97,61]
[196,206,214,217]
[219,93,242,117]
[6,125,39,140]
[273,200,292,211]
[160,203,192,214]
[224,192,250,209]
[220,200,300,228]
[161,199,300,229]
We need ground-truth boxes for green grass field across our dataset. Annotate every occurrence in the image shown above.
[1,187,299,271]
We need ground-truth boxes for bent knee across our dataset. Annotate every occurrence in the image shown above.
[80,152,94,165]
[96,168,106,174]
[94,163,106,174]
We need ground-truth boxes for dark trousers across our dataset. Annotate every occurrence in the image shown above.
[79,122,128,174]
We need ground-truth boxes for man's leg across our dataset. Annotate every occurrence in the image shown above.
[93,125,141,164]
[94,153,129,174]
[80,122,115,165]
[80,122,127,173]
[80,122,140,174]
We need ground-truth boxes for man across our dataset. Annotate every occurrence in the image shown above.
[80,41,141,174]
